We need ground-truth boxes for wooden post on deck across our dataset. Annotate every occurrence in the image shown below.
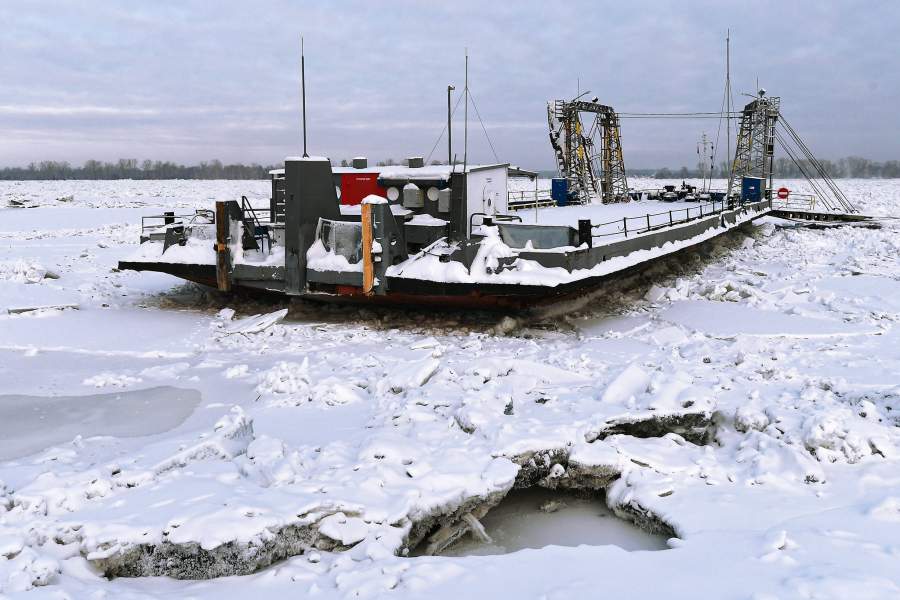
[215,201,231,292]
[361,203,375,295]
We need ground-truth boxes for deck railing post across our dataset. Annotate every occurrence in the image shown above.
[578,219,592,248]
[623,217,628,238]
[669,210,673,226]
[646,214,650,232]
[361,202,375,296]
[215,200,232,292]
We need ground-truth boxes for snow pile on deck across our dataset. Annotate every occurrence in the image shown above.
[306,239,362,273]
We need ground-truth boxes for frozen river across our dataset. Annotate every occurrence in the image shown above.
[1,178,900,598]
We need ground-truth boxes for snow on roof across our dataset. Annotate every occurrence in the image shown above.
[285,155,329,162]
[378,164,508,181]
[270,163,511,178]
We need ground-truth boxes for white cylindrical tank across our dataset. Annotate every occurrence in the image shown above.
[403,182,424,208]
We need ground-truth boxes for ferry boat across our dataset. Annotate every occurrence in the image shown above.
[119,155,771,309]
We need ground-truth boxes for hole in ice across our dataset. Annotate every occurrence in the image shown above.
[0,386,201,461]
[415,488,670,557]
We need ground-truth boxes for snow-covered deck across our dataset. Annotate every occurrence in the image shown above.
[515,200,679,227]
[515,199,733,238]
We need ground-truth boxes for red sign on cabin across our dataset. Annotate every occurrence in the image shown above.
[340,173,384,206]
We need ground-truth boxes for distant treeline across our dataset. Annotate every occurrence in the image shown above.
[0,158,445,180]
[3,156,900,180]
[0,159,278,180]
[633,157,900,179]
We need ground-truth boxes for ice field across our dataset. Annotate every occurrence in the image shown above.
[1,178,900,598]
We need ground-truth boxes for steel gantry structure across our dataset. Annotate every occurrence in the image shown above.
[547,99,629,204]
[726,93,780,200]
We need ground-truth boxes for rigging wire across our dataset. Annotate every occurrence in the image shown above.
[711,50,732,188]
[774,124,857,214]
[614,115,742,121]
[778,115,856,212]
[467,89,501,164]
[773,128,837,211]
[616,111,743,116]
[424,92,465,165]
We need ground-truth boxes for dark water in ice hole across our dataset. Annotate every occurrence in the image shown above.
[422,488,670,557]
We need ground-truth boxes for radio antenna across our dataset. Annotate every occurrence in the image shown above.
[463,49,468,172]
[301,36,308,158]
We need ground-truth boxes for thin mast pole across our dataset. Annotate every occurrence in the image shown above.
[447,84,454,164]
[301,36,308,158]
[463,50,468,172]
[725,30,731,182]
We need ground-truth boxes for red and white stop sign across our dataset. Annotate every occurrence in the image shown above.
[777,187,790,200]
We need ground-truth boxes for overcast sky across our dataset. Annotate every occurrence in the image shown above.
[2,1,898,169]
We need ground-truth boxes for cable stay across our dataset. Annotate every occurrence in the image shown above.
[425,54,501,167]
[467,89,501,164]
[773,114,857,213]
[425,92,465,165]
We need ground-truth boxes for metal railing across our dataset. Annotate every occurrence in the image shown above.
[772,193,817,212]
[241,196,272,225]
[241,196,273,253]
[508,189,554,211]
[590,198,738,240]
[140,210,214,235]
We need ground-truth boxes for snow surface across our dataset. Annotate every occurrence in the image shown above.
[1,178,900,598]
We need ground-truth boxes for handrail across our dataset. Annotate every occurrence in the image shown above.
[589,198,743,239]
[241,196,270,226]
[772,193,817,212]
[241,196,272,252]
[140,212,210,235]
[507,189,554,211]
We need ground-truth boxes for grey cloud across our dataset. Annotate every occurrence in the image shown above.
[1,0,897,168]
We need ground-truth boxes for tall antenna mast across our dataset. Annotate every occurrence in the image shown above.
[301,36,308,158]
[463,49,468,172]
[447,84,455,164]
[725,30,731,183]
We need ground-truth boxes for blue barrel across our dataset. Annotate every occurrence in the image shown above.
[551,178,568,206]
[741,176,764,203]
